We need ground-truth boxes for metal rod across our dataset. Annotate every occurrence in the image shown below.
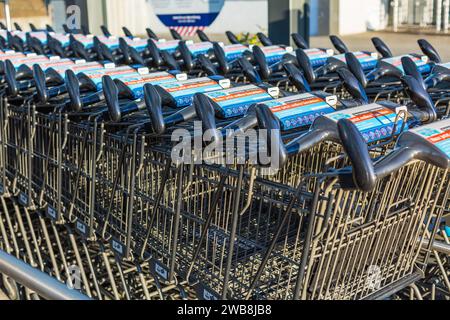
[0,249,91,300]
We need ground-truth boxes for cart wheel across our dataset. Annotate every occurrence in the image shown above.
[2,274,19,300]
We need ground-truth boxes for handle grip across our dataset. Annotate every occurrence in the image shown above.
[337,119,377,192]
[226,31,241,45]
[295,49,316,84]
[238,57,262,84]
[291,33,309,49]
[371,37,393,58]
[213,42,229,75]
[143,84,165,134]
[345,52,368,88]
[283,63,311,93]
[330,35,349,54]
[256,33,272,46]
[401,56,427,90]
[147,39,163,67]
[5,60,18,97]
[252,46,271,81]
[193,93,221,147]
[336,67,368,104]
[418,39,441,64]
[255,104,288,168]
[102,75,121,122]
[146,28,159,40]
[33,64,48,103]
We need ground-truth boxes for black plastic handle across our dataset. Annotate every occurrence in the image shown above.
[418,39,441,63]
[257,33,273,46]
[198,54,217,76]
[345,52,368,88]
[283,63,311,93]
[170,29,183,40]
[401,75,436,123]
[33,64,48,103]
[197,30,210,42]
[161,50,179,70]
[146,28,159,40]
[102,75,121,122]
[330,35,349,54]
[65,69,83,111]
[29,23,37,32]
[371,37,393,58]
[291,33,309,49]
[5,60,18,97]
[100,25,111,37]
[401,56,427,90]
[193,93,221,146]
[122,26,134,38]
[46,24,55,32]
[119,38,132,65]
[295,49,316,84]
[337,119,377,192]
[252,45,271,80]
[128,46,145,66]
[147,39,163,67]
[14,22,22,31]
[143,83,165,134]
[336,67,368,104]
[98,42,116,63]
[226,31,241,45]
[254,104,288,168]
[238,57,262,84]
[213,42,229,75]
[178,41,194,72]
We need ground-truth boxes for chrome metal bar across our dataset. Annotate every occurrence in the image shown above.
[0,249,91,300]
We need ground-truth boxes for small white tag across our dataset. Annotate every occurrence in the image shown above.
[104,62,115,69]
[137,67,149,75]
[218,79,231,89]
[371,52,379,59]
[157,38,166,43]
[49,55,60,60]
[395,105,408,115]
[285,46,294,53]
[26,53,37,57]
[268,87,280,98]
[185,40,194,45]
[175,73,188,81]
[217,41,224,47]
[326,95,338,107]
[326,49,334,56]
[87,34,94,38]
[421,55,429,63]
[74,59,86,64]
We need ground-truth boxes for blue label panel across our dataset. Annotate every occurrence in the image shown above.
[327,105,407,143]
[187,42,213,57]
[304,48,333,68]
[383,55,431,74]
[205,85,273,118]
[160,77,224,107]
[264,94,336,130]
[223,44,250,61]
[334,51,378,71]
[260,46,288,65]
[120,72,177,99]
[83,66,139,90]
